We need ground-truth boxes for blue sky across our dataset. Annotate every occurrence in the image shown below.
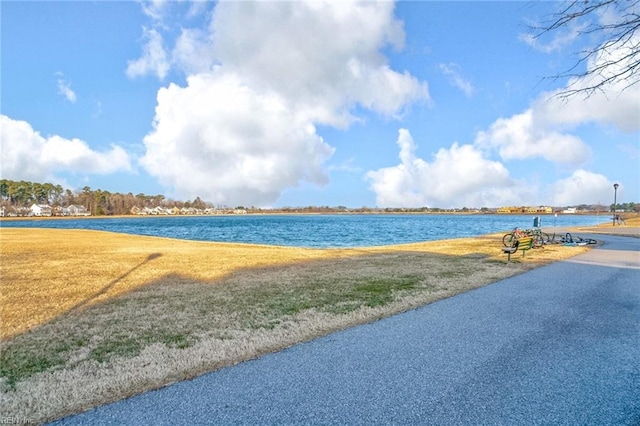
[2,1,638,209]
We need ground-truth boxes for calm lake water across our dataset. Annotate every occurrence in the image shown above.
[1,214,608,248]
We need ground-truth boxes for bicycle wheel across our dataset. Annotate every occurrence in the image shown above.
[541,232,550,244]
[502,233,514,246]
[532,234,544,247]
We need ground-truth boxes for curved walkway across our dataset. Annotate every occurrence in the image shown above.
[54,233,640,425]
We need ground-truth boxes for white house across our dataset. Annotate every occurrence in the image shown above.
[67,205,91,216]
[30,204,53,216]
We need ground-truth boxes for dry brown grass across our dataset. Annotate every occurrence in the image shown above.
[0,226,600,423]
[579,214,640,237]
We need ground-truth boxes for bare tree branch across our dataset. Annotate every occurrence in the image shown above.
[532,0,640,100]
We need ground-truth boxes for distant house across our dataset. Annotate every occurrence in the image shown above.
[497,206,524,214]
[498,206,553,214]
[67,205,91,216]
[525,206,553,214]
[130,206,162,215]
[151,206,170,215]
[30,204,53,217]
[3,206,28,217]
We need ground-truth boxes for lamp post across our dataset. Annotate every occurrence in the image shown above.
[612,183,619,226]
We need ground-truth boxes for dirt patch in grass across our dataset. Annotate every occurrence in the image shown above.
[0,227,595,423]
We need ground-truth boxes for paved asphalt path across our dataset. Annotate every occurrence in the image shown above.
[54,233,639,425]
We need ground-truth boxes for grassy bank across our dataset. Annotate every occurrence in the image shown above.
[0,223,629,423]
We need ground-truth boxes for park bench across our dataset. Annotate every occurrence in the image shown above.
[502,236,533,262]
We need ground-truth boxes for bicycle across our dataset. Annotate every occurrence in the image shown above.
[502,227,550,247]
[523,228,551,247]
[559,232,598,245]
[502,227,528,247]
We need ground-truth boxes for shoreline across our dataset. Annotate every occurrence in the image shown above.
[0,210,620,221]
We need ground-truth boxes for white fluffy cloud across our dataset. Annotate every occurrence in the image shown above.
[533,36,640,133]
[550,170,615,206]
[208,1,424,124]
[138,1,429,206]
[367,129,513,208]
[0,115,132,183]
[474,109,591,164]
[126,27,170,80]
[366,127,619,208]
[141,73,334,206]
[469,34,638,206]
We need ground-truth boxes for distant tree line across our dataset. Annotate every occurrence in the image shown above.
[611,202,638,213]
[0,179,210,216]
[569,202,638,214]
[1,179,638,216]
